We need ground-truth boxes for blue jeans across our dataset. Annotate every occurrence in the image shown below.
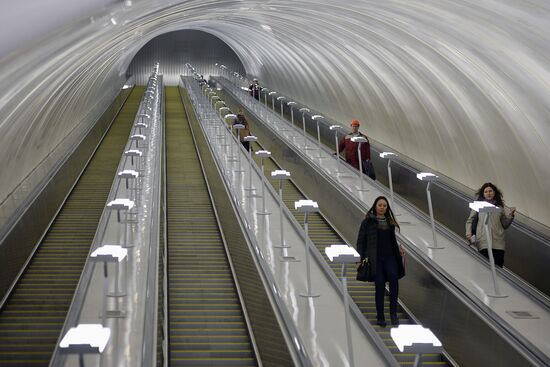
[374,256,399,319]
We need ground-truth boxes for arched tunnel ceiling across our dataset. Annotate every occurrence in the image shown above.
[0,0,549,226]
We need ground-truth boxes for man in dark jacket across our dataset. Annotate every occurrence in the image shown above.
[338,119,371,170]
[248,78,261,100]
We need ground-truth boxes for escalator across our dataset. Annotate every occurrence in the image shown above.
[0,87,143,366]
[164,87,257,366]
[251,140,451,366]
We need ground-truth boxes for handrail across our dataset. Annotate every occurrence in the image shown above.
[160,78,169,367]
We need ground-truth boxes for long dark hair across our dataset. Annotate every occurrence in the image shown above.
[475,182,504,206]
[367,196,399,228]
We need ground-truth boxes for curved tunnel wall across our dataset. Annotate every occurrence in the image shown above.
[0,0,549,227]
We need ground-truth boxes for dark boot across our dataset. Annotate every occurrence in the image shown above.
[376,316,387,327]
[390,314,399,326]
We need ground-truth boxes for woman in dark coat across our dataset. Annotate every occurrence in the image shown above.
[356,196,405,327]
[235,109,251,151]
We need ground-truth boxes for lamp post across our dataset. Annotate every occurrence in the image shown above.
[124,149,142,174]
[59,324,111,367]
[263,88,269,107]
[299,108,310,148]
[260,86,267,103]
[271,170,297,262]
[352,136,369,192]
[118,170,139,203]
[391,325,443,367]
[130,134,146,150]
[90,245,128,323]
[210,95,220,104]
[469,201,507,298]
[137,112,149,125]
[287,101,296,127]
[380,152,398,210]
[255,150,272,215]
[325,244,360,367]
[296,199,320,298]
[135,122,147,135]
[106,198,136,249]
[312,115,324,157]
[269,91,277,112]
[219,64,227,80]
[330,125,344,174]
[277,96,286,120]
[244,135,258,193]
[233,123,245,173]
[417,173,443,249]
[219,106,230,119]
[214,100,226,112]
[224,114,238,162]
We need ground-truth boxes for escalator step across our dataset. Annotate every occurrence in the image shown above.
[165,87,257,366]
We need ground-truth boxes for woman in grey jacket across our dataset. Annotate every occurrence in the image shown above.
[466,182,516,267]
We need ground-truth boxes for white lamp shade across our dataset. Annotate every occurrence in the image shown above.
[118,170,138,179]
[325,244,360,263]
[469,201,501,213]
[90,245,128,262]
[294,199,319,212]
[59,324,111,353]
[243,135,258,142]
[255,150,271,158]
[390,325,442,353]
[312,114,324,120]
[107,198,135,211]
[380,152,398,159]
[416,172,438,181]
[124,149,142,157]
[271,170,291,179]
[351,136,368,143]
[233,123,245,129]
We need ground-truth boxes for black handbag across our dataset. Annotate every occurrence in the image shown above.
[362,159,376,180]
[356,258,373,282]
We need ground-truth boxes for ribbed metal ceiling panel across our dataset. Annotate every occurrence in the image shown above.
[0,0,549,226]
